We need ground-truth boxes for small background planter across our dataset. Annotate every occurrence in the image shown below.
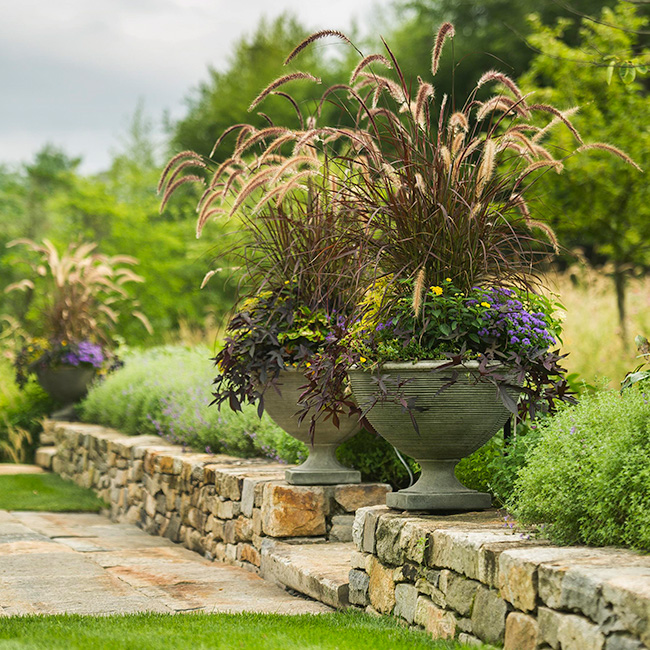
[263,370,361,485]
[348,360,517,511]
[36,365,95,420]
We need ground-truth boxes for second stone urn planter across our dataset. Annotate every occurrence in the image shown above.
[262,369,361,485]
[36,365,96,420]
[348,360,517,511]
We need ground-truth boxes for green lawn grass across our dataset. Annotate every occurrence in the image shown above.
[0,611,485,649]
[0,474,106,512]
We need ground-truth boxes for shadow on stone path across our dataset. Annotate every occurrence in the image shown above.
[0,510,332,616]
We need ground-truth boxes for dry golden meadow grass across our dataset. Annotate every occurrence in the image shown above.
[545,266,650,389]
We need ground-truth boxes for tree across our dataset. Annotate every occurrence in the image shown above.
[520,2,650,336]
[379,0,623,105]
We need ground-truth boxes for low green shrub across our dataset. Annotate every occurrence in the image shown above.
[511,388,650,550]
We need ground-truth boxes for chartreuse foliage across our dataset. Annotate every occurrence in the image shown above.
[0,611,484,650]
[511,387,650,550]
[0,357,54,463]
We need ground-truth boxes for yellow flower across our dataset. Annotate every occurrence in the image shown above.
[430,286,443,296]
[61,340,68,346]
[305,362,311,368]
[284,280,290,285]
[359,356,367,363]
[480,302,491,308]
[445,277,452,282]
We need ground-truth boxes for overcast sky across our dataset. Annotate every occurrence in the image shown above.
[1,0,380,175]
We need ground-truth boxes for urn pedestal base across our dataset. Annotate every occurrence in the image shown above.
[285,443,361,485]
[387,459,491,512]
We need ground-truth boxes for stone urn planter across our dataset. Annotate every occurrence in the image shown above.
[263,369,361,485]
[36,365,96,420]
[348,360,518,511]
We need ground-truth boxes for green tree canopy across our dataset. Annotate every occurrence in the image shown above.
[379,0,623,105]
[520,2,650,333]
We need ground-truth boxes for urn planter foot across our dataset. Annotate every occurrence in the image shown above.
[49,404,79,422]
[387,460,490,512]
[262,370,361,486]
[285,444,361,485]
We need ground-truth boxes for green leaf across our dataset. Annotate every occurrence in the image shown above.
[606,62,614,85]
[439,323,451,336]
[621,65,636,84]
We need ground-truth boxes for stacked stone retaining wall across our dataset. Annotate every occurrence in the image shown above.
[350,506,650,649]
[42,420,390,573]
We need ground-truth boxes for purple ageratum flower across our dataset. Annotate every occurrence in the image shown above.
[77,341,105,368]
[63,341,104,368]
[63,352,80,366]
[476,287,555,354]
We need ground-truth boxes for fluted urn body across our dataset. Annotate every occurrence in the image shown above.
[348,361,517,511]
[263,369,361,485]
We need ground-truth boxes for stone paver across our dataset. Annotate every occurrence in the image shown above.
[0,464,46,475]
[0,510,332,616]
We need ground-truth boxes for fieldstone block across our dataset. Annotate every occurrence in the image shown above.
[252,509,262,536]
[415,577,446,608]
[605,634,646,650]
[349,569,370,606]
[430,529,481,580]
[223,520,236,544]
[333,484,391,512]
[557,612,605,650]
[352,509,366,550]
[350,551,370,571]
[157,454,175,474]
[216,499,235,520]
[329,515,355,542]
[164,514,181,541]
[241,477,259,517]
[538,606,565,649]
[444,572,480,617]
[504,612,539,650]
[238,543,261,567]
[34,446,56,469]
[457,632,483,647]
[144,493,157,518]
[368,556,396,614]
[394,582,418,624]
[215,469,244,501]
[470,586,508,645]
[261,483,326,537]
[601,569,650,647]
[499,546,602,613]
[185,507,205,531]
[375,516,407,566]
[234,516,253,542]
[414,596,457,639]
[362,506,390,554]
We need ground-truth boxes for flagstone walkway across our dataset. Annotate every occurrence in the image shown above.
[0,509,332,616]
